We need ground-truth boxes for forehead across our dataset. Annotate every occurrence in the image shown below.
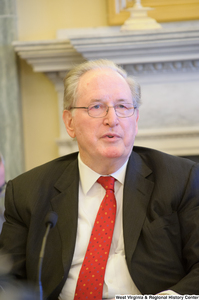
[77,68,132,101]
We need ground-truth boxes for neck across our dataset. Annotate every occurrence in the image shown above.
[80,155,128,175]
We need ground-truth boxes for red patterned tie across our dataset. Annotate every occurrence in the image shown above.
[74,176,116,300]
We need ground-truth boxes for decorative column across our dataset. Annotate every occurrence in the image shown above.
[0,0,24,180]
[46,72,79,156]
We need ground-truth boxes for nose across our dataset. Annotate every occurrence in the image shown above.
[103,106,119,127]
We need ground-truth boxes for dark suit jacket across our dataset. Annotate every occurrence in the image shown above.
[0,147,199,299]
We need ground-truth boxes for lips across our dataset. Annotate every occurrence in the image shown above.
[102,133,121,139]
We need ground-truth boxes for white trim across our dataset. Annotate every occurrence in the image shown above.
[134,127,199,155]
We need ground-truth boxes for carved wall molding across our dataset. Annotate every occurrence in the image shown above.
[123,60,199,75]
[13,40,85,72]
[14,21,199,74]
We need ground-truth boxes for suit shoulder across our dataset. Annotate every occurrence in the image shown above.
[11,152,79,184]
[133,146,197,172]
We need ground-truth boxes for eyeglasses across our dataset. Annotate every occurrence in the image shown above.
[70,102,137,118]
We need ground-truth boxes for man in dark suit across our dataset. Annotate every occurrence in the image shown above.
[0,60,199,300]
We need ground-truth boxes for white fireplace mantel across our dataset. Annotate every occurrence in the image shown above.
[57,21,199,64]
[13,21,199,156]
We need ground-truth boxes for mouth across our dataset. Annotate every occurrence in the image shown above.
[102,133,120,140]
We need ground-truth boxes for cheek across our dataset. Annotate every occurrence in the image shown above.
[74,120,96,142]
[123,120,138,143]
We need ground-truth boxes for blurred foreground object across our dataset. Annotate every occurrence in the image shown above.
[0,286,39,300]
[0,251,39,300]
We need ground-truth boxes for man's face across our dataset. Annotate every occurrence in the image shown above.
[63,68,139,174]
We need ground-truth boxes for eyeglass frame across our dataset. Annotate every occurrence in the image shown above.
[69,102,137,118]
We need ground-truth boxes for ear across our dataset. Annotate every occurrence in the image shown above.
[62,110,76,138]
[135,109,139,136]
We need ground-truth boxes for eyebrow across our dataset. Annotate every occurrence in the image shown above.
[90,99,130,103]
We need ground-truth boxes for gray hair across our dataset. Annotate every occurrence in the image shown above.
[63,59,141,110]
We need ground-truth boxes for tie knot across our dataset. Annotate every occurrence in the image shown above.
[97,176,115,191]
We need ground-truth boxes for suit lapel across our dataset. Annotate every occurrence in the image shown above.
[123,150,154,268]
[50,158,79,273]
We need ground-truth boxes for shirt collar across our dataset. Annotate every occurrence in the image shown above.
[78,154,128,195]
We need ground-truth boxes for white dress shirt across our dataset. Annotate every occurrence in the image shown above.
[59,155,141,299]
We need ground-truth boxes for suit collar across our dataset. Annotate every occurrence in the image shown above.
[123,150,154,267]
[54,156,79,193]
[50,157,79,272]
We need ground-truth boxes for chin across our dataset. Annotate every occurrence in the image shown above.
[101,149,124,159]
